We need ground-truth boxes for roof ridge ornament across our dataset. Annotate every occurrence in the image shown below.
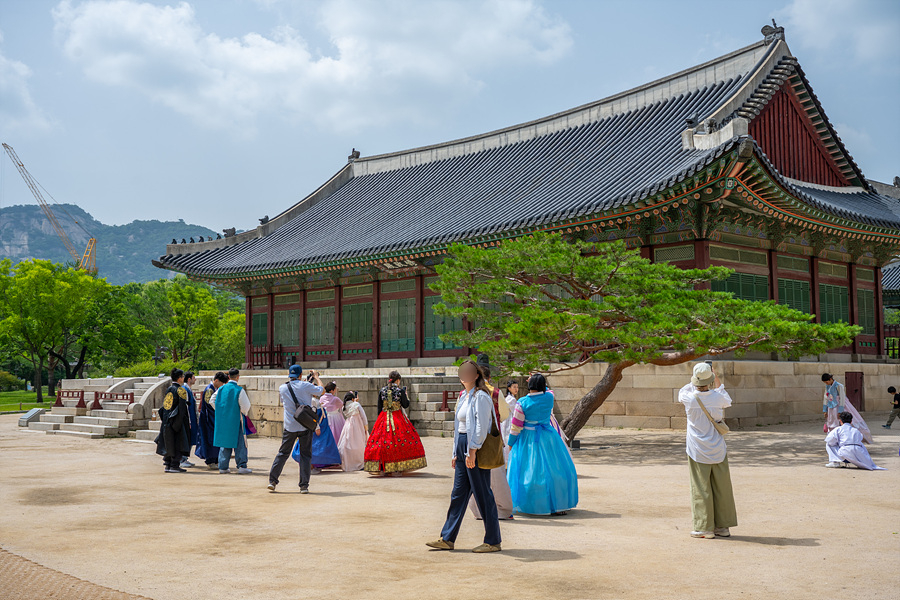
[761,19,785,45]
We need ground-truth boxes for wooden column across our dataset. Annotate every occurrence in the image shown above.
[244,295,252,367]
[640,245,652,261]
[267,292,275,367]
[810,256,821,324]
[769,249,779,303]
[415,274,425,359]
[334,285,342,362]
[875,266,885,356]
[848,263,859,355]
[694,240,710,289]
[298,289,306,362]
[373,280,381,360]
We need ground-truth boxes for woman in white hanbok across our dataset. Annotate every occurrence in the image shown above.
[825,412,884,470]
[338,392,369,472]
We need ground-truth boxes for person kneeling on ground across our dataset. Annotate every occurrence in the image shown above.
[826,412,885,470]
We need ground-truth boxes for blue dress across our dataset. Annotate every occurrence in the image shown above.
[506,391,578,515]
[310,408,341,467]
[195,384,219,464]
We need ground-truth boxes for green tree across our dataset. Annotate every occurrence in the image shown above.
[197,310,246,370]
[165,276,219,361]
[0,259,98,402]
[431,234,860,438]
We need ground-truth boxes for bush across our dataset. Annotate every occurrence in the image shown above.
[0,370,26,391]
[113,359,195,378]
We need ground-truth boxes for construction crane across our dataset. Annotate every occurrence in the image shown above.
[2,143,97,274]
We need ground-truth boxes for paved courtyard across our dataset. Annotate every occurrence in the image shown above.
[1,414,897,600]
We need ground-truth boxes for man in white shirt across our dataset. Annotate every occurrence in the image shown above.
[678,362,737,539]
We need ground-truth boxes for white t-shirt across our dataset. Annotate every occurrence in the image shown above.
[457,390,471,433]
[678,382,732,464]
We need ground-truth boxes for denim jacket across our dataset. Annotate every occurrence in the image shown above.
[451,388,494,459]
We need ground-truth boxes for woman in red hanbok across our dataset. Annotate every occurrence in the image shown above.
[364,372,427,475]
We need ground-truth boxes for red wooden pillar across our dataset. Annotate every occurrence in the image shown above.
[267,292,275,367]
[373,280,381,360]
[640,245,651,261]
[875,266,885,355]
[415,274,425,359]
[810,256,821,324]
[848,263,859,354]
[694,240,710,289]
[769,250,779,303]
[244,295,252,367]
[334,284,342,362]
[298,289,306,362]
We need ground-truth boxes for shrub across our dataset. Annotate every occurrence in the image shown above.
[0,370,26,391]
[113,359,194,378]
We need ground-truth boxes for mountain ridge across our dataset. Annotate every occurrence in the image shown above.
[0,203,218,284]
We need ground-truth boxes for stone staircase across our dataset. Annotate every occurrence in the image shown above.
[407,379,460,437]
[27,378,159,438]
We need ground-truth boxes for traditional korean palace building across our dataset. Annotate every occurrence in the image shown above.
[156,26,900,369]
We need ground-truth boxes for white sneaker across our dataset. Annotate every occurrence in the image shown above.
[267,483,276,492]
[237,467,252,474]
[180,460,194,468]
[825,461,841,468]
[690,531,715,539]
[219,468,231,474]
[714,528,731,537]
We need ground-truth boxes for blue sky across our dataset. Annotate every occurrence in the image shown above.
[1,0,898,236]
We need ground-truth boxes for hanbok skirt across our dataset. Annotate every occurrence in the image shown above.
[364,406,427,474]
[507,421,578,515]
[327,410,346,443]
[310,410,342,468]
[195,404,218,464]
[338,412,368,471]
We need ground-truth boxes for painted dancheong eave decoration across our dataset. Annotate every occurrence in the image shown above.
[154,23,900,363]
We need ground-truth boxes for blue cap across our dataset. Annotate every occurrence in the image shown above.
[289,364,303,379]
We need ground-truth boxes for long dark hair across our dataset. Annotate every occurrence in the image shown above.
[459,359,490,395]
[505,379,518,397]
[342,391,358,408]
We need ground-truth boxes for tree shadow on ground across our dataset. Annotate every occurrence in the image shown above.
[727,535,820,547]
[498,549,582,562]
[569,425,841,468]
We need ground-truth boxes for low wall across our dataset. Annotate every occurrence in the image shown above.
[548,360,900,430]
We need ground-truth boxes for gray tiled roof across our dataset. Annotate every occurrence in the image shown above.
[157,38,900,279]
[161,78,745,276]
[883,262,900,293]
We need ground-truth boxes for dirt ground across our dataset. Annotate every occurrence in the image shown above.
[1,414,898,600]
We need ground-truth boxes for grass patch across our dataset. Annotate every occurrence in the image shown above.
[0,388,54,412]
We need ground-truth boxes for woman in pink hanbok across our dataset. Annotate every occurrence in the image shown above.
[319,381,346,443]
[338,391,369,471]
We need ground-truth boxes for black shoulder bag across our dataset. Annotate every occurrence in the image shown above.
[286,382,318,431]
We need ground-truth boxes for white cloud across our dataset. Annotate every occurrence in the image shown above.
[0,31,51,133]
[777,0,900,67]
[52,0,572,133]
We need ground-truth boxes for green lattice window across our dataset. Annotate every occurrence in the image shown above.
[857,289,875,335]
[819,283,849,324]
[424,295,463,351]
[342,302,373,344]
[306,306,335,346]
[778,279,811,314]
[712,273,769,302]
[273,309,299,347]
[251,313,268,346]
[381,298,416,352]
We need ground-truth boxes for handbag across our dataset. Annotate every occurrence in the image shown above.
[286,382,319,431]
[694,393,729,436]
[475,391,506,469]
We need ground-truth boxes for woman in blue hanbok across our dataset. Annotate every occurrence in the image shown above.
[308,407,342,469]
[507,373,578,516]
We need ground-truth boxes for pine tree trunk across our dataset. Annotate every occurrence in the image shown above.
[560,361,633,440]
[33,358,44,403]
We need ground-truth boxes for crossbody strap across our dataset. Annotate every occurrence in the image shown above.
[694,394,720,428]
[286,382,302,411]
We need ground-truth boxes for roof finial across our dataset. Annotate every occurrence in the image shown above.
[762,19,785,45]
[348,148,361,162]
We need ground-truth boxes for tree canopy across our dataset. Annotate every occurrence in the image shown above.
[431,233,860,437]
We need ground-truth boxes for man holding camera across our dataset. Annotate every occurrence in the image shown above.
[268,365,323,493]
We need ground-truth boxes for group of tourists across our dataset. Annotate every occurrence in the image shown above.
[156,356,890,552]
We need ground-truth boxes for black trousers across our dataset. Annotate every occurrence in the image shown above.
[440,433,501,546]
[269,429,312,489]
